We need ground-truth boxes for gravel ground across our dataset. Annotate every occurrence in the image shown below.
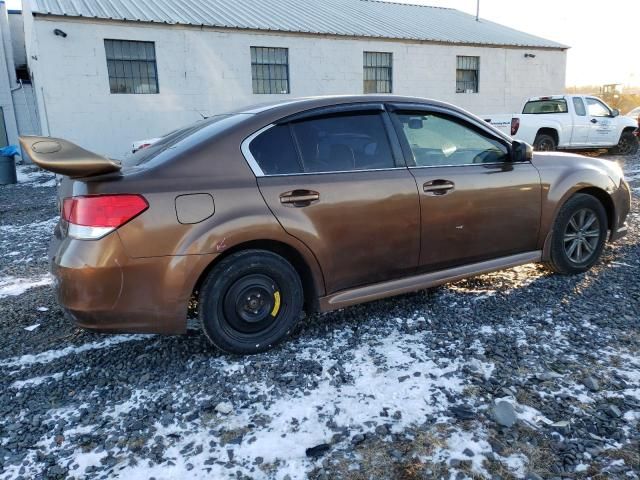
[0,155,639,480]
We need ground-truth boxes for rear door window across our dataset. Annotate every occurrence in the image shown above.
[248,125,302,175]
[291,113,395,173]
[248,112,396,175]
[522,99,568,114]
[572,97,587,116]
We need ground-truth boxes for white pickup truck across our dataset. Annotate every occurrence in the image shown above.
[485,95,639,155]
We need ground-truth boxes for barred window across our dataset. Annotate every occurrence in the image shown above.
[456,56,479,93]
[105,40,158,94]
[251,47,290,94]
[363,52,392,94]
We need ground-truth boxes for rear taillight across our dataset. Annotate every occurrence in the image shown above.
[511,117,520,136]
[62,194,148,240]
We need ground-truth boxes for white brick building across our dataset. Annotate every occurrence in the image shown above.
[19,0,567,159]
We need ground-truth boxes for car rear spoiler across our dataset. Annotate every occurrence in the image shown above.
[19,136,121,178]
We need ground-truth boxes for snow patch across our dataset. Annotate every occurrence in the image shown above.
[0,275,53,299]
[0,335,151,370]
[15,165,57,187]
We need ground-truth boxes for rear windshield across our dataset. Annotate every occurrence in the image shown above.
[522,99,568,115]
[125,114,241,166]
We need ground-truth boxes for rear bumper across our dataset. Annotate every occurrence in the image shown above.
[49,224,216,334]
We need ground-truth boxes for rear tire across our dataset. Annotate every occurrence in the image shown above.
[609,130,639,156]
[544,194,607,275]
[533,133,557,152]
[199,250,303,354]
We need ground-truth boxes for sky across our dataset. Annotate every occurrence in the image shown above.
[6,0,638,87]
[396,0,639,87]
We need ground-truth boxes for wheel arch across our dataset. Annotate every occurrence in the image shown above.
[191,239,323,314]
[535,127,559,145]
[542,186,614,261]
[574,187,615,231]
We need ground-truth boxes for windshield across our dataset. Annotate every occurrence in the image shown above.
[522,99,568,114]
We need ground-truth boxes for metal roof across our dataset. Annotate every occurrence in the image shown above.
[30,0,568,49]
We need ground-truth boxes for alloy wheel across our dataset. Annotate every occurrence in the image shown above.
[563,208,600,264]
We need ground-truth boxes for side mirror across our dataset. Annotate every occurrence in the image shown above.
[611,108,620,118]
[512,140,533,162]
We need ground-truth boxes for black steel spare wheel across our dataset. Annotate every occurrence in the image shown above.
[223,274,280,333]
[199,249,303,354]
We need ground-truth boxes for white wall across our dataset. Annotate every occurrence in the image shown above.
[25,16,567,159]
[12,83,40,136]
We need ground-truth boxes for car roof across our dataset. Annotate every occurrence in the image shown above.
[233,94,463,116]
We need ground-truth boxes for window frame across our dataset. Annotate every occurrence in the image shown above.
[387,104,513,168]
[363,51,393,94]
[242,104,406,177]
[104,39,159,95]
[456,56,480,94]
[250,46,290,95]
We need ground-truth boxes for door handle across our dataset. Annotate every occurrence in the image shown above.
[591,119,598,124]
[279,189,320,207]
[423,180,455,196]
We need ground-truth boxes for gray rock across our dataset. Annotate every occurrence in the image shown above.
[214,402,233,415]
[605,404,622,418]
[493,401,517,427]
[583,376,600,392]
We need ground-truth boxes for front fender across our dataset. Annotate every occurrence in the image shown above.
[533,152,620,252]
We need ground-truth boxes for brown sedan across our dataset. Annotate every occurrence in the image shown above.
[20,96,631,354]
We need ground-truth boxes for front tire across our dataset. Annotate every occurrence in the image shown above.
[533,133,557,152]
[199,250,303,354]
[545,194,607,275]
[609,130,639,156]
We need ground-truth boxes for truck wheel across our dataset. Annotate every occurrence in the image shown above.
[544,194,607,275]
[533,134,557,152]
[609,130,639,156]
[199,250,303,354]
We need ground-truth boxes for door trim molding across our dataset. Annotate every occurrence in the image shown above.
[318,250,542,312]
